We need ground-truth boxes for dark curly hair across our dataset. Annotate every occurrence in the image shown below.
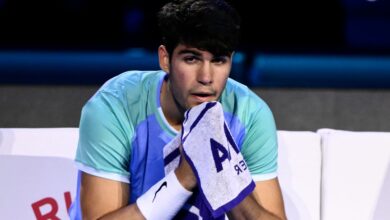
[157,0,241,57]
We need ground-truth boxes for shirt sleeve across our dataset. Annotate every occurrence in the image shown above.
[241,94,278,181]
[75,91,133,183]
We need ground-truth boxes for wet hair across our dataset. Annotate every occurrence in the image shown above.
[157,0,241,57]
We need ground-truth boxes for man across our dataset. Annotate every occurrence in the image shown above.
[69,0,286,219]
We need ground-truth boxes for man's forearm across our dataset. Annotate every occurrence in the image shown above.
[98,203,145,220]
[82,168,192,220]
[228,193,284,220]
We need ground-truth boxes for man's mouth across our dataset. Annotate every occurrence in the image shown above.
[193,93,211,97]
[190,92,216,103]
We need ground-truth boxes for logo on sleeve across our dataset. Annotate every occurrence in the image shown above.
[152,181,167,202]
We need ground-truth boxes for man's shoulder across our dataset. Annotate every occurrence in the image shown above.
[99,70,164,93]
[82,70,165,126]
[222,78,267,110]
[86,70,164,109]
[87,70,163,102]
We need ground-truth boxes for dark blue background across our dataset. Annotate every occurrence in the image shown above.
[2,0,388,53]
[0,0,389,87]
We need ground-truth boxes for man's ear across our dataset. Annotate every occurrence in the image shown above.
[158,45,170,73]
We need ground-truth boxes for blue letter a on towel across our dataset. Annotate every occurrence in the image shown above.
[211,138,230,172]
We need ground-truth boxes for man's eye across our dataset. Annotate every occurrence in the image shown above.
[184,56,198,63]
[212,57,227,64]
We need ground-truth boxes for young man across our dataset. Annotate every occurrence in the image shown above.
[69,0,286,219]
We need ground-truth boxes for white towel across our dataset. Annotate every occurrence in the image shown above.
[180,101,255,218]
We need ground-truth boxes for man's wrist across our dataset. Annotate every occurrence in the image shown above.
[174,166,197,191]
[136,171,193,219]
[174,153,198,191]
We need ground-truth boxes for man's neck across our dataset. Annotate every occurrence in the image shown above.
[160,78,184,131]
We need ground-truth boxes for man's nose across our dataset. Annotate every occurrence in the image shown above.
[197,63,213,85]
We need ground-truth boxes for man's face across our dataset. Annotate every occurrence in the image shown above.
[167,44,232,110]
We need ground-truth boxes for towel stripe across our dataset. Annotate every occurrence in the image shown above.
[164,148,181,166]
[182,102,217,143]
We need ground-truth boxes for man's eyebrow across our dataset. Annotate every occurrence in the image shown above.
[177,49,202,56]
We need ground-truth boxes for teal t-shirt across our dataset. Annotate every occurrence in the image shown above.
[71,70,278,219]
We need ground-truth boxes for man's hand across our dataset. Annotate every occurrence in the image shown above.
[228,179,287,220]
[228,192,283,220]
[174,144,197,191]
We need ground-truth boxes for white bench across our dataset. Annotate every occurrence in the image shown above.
[0,128,389,220]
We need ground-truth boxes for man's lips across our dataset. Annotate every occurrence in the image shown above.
[191,91,216,97]
[190,92,216,102]
[192,93,212,97]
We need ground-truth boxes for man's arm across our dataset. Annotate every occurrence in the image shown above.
[80,156,194,220]
[253,178,286,219]
[228,178,287,220]
[80,172,145,220]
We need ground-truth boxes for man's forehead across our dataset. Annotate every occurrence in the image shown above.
[176,44,203,53]
[174,44,231,57]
